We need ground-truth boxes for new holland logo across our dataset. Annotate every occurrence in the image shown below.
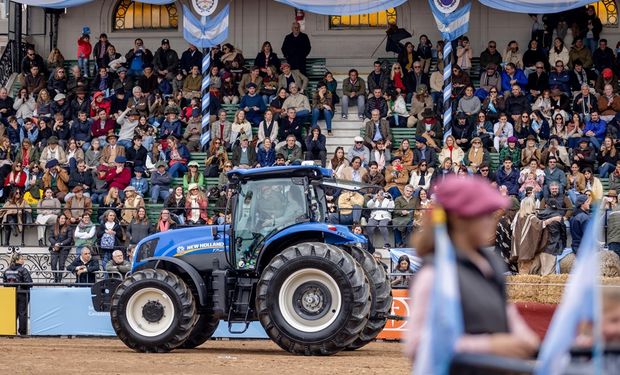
[192,0,218,17]
[434,0,460,14]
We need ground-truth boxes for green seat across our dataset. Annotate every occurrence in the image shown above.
[172,177,184,188]
[205,177,220,188]
[146,203,164,223]
[601,177,610,191]
[489,153,500,172]
[190,152,207,163]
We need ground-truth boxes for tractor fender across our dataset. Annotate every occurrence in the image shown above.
[257,223,365,272]
[137,256,208,307]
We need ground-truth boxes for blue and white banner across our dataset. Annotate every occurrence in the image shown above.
[275,0,407,16]
[479,0,597,14]
[535,202,604,375]
[182,4,230,49]
[30,287,116,336]
[413,210,464,375]
[389,248,423,273]
[428,0,471,42]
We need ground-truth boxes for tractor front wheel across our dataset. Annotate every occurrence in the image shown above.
[256,242,370,355]
[110,269,198,353]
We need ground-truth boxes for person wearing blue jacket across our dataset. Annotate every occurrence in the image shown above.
[305,125,327,167]
[496,157,520,196]
[165,136,190,178]
[257,138,276,167]
[583,110,607,149]
[70,111,93,150]
[239,83,266,127]
[569,194,591,255]
[501,63,527,93]
[160,106,183,139]
[548,61,571,95]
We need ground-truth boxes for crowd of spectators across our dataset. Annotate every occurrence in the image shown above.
[1,7,620,278]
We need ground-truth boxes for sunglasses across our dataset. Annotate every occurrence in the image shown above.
[481,169,489,172]
[536,66,544,69]
[355,141,363,144]
[413,66,421,69]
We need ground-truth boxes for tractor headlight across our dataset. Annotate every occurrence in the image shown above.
[136,238,159,262]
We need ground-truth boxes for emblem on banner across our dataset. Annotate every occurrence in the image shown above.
[433,0,460,14]
[192,0,218,16]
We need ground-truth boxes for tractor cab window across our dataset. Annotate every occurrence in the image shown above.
[234,178,307,269]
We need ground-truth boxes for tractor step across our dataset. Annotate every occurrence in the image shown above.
[226,276,258,333]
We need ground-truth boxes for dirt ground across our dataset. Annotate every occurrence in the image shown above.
[0,338,410,375]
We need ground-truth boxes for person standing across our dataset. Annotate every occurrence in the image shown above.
[3,253,32,335]
[281,22,311,75]
[569,194,591,255]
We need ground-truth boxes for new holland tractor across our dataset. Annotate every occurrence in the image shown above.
[94,165,392,355]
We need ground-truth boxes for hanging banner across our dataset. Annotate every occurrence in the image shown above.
[182,4,230,48]
[275,0,408,16]
[433,0,460,14]
[11,0,176,9]
[192,0,219,16]
[0,288,17,335]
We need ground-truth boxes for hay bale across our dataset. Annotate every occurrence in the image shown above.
[506,275,542,303]
[538,275,569,304]
[559,253,576,274]
[599,251,620,277]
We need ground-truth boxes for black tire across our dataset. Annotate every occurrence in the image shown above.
[110,269,198,353]
[346,247,393,350]
[256,242,370,355]
[178,314,219,349]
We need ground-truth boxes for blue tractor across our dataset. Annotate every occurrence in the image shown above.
[102,165,392,354]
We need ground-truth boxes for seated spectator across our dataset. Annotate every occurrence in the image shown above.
[572,136,597,171]
[104,156,131,193]
[116,107,141,148]
[526,61,549,100]
[73,212,96,256]
[364,109,392,151]
[568,38,593,70]
[282,83,310,121]
[583,110,607,150]
[409,161,432,195]
[505,85,530,123]
[501,63,527,94]
[438,135,464,171]
[257,110,279,147]
[42,159,69,201]
[530,110,550,142]
[544,157,567,197]
[451,65,471,97]
[385,156,409,198]
[311,82,334,135]
[598,83,620,123]
[20,65,46,97]
[363,161,386,187]
[276,134,302,165]
[548,60,571,95]
[67,247,99,285]
[366,190,395,248]
[341,156,367,182]
[406,61,430,100]
[413,136,437,169]
[499,136,521,166]
[387,89,412,128]
[583,168,604,201]
[3,162,27,198]
[328,190,364,225]
[493,113,514,152]
[0,189,30,245]
[452,112,474,150]
[277,62,308,93]
[48,214,72,282]
[549,37,569,67]
[569,195,592,254]
[150,161,172,203]
[13,88,35,123]
[431,157,456,184]
[105,250,131,278]
[160,106,183,140]
[472,112,494,150]
[518,166,544,199]
[35,188,61,246]
[126,208,152,244]
[232,134,258,168]
[120,186,144,224]
[304,126,327,167]
[457,86,481,121]
[521,136,542,166]
[91,67,113,94]
[181,111,201,152]
[504,40,524,69]
[328,148,349,179]
[541,135,569,170]
[370,140,391,173]
[257,138,276,167]
[596,67,619,95]
[64,186,92,225]
[344,136,368,168]
[260,66,278,105]
[367,60,389,94]
[182,161,203,191]
[185,183,209,225]
[569,60,595,94]
[477,63,502,100]
[549,90,570,115]
[430,69,443,112]
[166,136,189,178]
[100,133,124,167]
[126,135,148,169]
[388,63,407,96]
[464,137,489,173]
[238,66,263,98]
[156,209,177,233]
[204,139,228,177]
[239,83,266,127]
[230,110,252,146]
[566,162,586,204]
[183,65,202,99]
[277,107,302,143]
[221,72,239,105]
[321,71,339,105]
[416,108,443,149]
[341,69,366,120]
[211,109,232,149]
[496,157,520,196]
[392,185,416,247]
[598,136,618,178]
[165,186,186,224]
[409,85,433,128]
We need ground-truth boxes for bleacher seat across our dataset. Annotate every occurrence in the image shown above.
[359,128,416,149]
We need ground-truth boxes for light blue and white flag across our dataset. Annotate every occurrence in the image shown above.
[12,0,175,9]
[182,4,230,49]
[413,210,464,375]
[535,202,603,375]
[428,0,472,42]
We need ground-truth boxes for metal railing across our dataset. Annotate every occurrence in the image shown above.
[0,39,26,87]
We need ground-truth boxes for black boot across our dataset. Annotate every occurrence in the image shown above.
[38,239,45,247]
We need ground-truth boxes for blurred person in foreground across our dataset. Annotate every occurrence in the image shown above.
[407,176,539,362]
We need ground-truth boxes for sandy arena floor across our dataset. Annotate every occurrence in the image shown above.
[0,338,409,375]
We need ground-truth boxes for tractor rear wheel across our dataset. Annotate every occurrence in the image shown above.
[110,269,198,353]
[346,247,392,350]
[178,314,220,349]
[256,242,370,355]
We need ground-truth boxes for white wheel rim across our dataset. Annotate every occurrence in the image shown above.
[278,268,342,333]
[126,287,175,337]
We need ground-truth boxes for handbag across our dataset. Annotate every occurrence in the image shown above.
[100,232,115,249]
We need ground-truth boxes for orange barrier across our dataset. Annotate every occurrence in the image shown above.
[377,289,411,340]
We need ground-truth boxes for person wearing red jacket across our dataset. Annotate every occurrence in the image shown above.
[90,91,111,117]
[3,162,27,198]
[91,108,116,145]
[104,156,131,193]
[77,34,92,78]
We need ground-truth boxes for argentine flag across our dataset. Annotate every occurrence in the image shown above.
[535,202,603,375]
[428,0,471,42]
[413,209,464,375]
[182,4,230,48]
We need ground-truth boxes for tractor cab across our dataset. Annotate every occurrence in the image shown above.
[226,166,328,270]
